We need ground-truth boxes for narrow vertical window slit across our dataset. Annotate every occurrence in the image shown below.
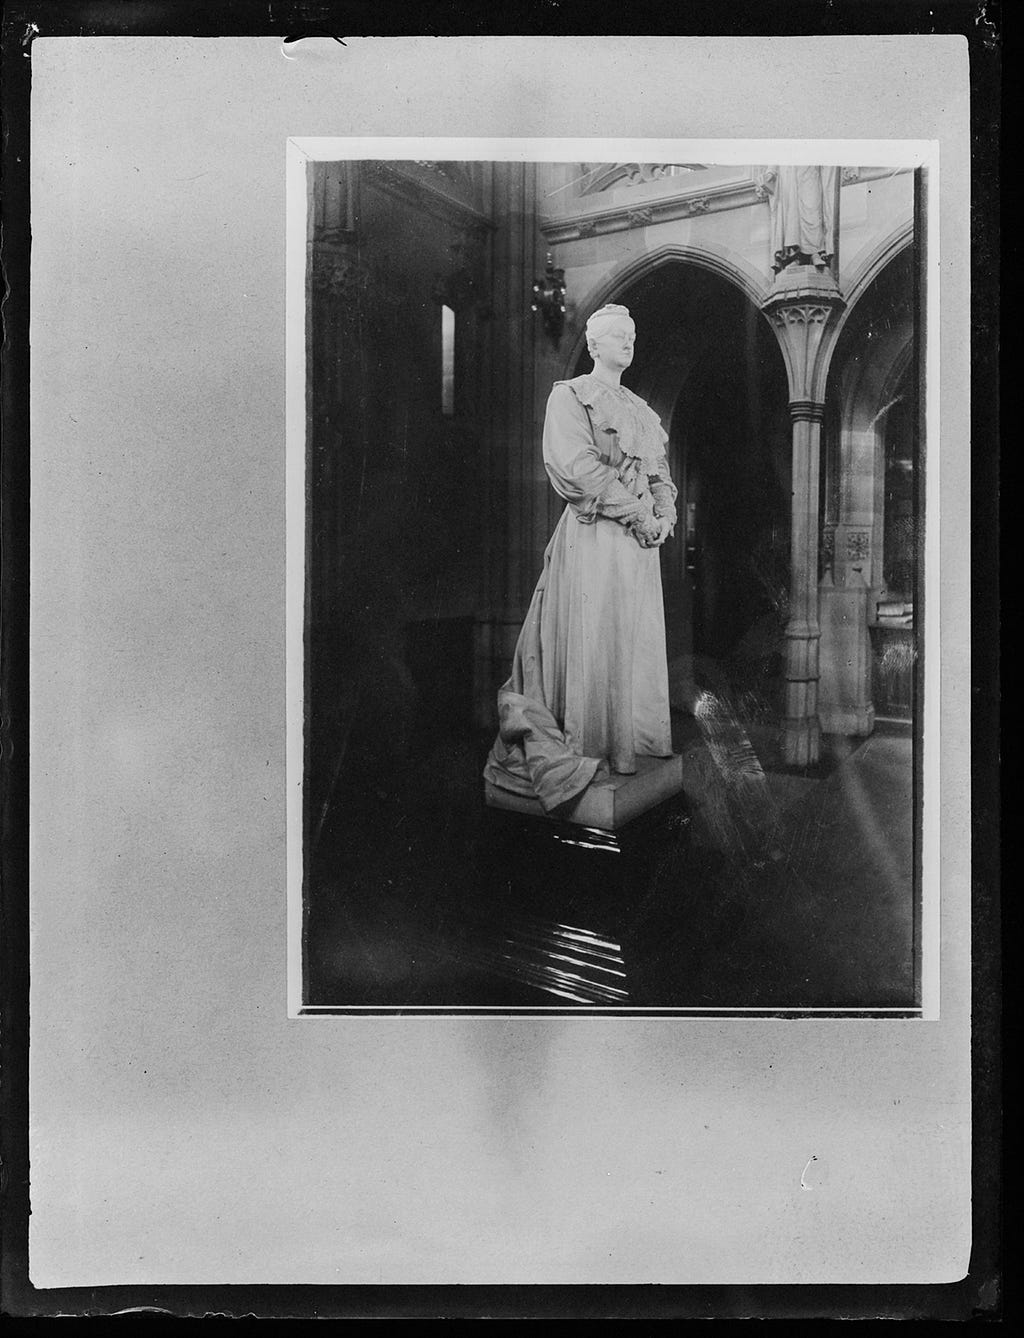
[442,304,455,416]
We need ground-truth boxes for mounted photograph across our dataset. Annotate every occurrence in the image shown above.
[286,142,936,1016]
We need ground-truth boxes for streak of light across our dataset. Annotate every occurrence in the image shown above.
[505,942,627,980]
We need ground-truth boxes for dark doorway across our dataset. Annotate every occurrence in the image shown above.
[573,262,791,699]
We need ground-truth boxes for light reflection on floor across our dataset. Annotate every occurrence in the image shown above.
[470,920,627,1004]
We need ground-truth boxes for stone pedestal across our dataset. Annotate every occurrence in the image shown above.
[484,754,685,833]
[474,776,694,1005]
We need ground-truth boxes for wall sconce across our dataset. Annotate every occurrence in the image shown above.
[532,252,566,342]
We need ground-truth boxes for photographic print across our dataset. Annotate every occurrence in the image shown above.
[288,141,937,1016]
[19,29,982,1303]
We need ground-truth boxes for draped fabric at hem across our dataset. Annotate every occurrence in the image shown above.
[483,691,606,813]
[484,503,673,812]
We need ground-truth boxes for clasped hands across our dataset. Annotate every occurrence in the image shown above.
[630,513,673,548]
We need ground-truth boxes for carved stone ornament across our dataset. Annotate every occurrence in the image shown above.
[579,162,707,195]
[310,253,375,301]
[822,524,837,569]
[761,282,845,404]
[846,530,871,562]
[688,196,710,215]
[310,251,411,321]
[626,207,654,227]
[841,166,861,184]
[760,165,838,276]
[623,162,671,184]
[410,160,473,190]
[769,302,834,327]
[576,219,598,238]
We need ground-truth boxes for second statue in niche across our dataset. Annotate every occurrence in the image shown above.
[759,164,840,275]
[484,304,678,813]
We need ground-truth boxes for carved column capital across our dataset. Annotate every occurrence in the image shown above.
[768,301,834,325]
[761,275,845,404]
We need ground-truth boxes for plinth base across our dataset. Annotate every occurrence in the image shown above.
[484,754,685,832]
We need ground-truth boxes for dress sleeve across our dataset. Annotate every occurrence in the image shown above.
[647,455,678,531]
[542,384,646,524]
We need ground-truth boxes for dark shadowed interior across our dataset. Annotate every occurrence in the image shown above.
[302,160,922,1011]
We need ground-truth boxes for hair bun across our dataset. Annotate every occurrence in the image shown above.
[585,304,633,340]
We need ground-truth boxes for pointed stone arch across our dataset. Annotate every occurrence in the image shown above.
[756,219,915,411]
[831,219,915,345]
[561,241,771,378]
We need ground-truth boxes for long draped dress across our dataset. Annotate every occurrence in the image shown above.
[483,373,678,813]
[764,164,839,272]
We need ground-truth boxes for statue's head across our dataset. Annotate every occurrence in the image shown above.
[585,304,635,372]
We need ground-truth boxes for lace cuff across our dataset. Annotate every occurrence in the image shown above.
[649,477,678,530]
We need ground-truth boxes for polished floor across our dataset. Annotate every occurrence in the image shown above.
[304,677,918,1011]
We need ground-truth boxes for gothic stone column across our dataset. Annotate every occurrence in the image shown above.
[474,161,541,727]
[762,269,845,765]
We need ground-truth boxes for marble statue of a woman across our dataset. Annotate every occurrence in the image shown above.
[483,304,678,814]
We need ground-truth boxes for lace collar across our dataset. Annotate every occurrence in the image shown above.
[561,374,668,466]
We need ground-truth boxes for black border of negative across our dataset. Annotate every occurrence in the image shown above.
[0,0,1002,1320]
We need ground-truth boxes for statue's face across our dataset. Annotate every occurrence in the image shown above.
[589,319,635,371]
